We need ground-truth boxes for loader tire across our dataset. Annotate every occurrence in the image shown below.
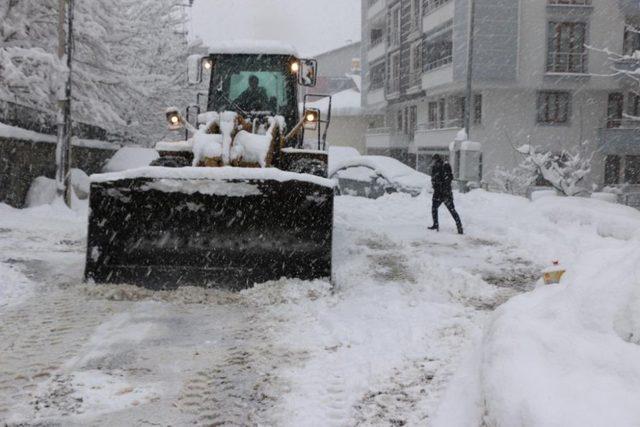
[289,158,327,177]
[150,156,191,168]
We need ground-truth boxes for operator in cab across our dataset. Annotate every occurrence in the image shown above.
[235,75,270,111]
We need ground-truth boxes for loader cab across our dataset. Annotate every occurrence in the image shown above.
[205,54,300,129]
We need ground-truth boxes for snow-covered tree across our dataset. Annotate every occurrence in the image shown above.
[0,0,199,143]
[515,143,593,197]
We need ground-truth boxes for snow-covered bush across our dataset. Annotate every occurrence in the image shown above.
[491,166,537,196]
[515,143,593,197]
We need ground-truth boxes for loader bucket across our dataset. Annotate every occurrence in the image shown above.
[84,168,334,290]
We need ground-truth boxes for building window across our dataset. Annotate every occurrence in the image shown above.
[605,155,621,185]
[396,110,403,133]
[623,25,640,56]
[411,0,421,30]
[369,62,386,90]
[547,22,587,73]
[371,28,384,47]
[458,94,483,126]
[624,155,640,184]
[606,93,623,128]
[423,0,451,16]
[424,29,453,71]
[388,52,400,94]
[388,5,401,48]
[409,41,423,87]
[537,91,571,124]
[627,92,640,118]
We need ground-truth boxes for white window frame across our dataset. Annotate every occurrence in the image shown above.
[388,5,401,47]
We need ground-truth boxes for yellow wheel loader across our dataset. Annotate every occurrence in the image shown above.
[85,42,334,290]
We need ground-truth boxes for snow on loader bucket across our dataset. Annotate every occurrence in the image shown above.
[84,169,334,290]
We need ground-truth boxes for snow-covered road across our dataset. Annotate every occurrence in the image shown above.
[1,191,547,425]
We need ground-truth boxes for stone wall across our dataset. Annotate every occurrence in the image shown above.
[0,138,116,208]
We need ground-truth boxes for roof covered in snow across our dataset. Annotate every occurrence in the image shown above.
[301,88,362,117]
[208,40,299,57]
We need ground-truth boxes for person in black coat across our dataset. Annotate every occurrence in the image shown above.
[429,154,463,234]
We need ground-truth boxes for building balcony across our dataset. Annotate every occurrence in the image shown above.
[367,41,386,63]
[422,63,453,91]
[365,128,409,149]
[414,122,462,149]
[367,0,386,20]
[619,0,640,16]
[599,125,640,155]
[423,0,454,32]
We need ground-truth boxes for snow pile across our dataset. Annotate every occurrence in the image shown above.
[91,166,335,188]
[70,169,90,199]
[330,155,429,195]
[233,130,272,167]
[0,263,34,308]
[479,245,640,426]
[192,133,223,166]
[432,194,640,427]
[26,177,58,207]
[103,147,159,173]
[328,145,360,171]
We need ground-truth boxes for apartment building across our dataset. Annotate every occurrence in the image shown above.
[361,0,640,188]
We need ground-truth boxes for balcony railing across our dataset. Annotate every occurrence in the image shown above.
[366,126,391,135]
[424,0,452,16]
[418,118,463,131]
[606,118,640,129]
[546,52,588,73]
[548,0,591,5]
[425,56,452,72]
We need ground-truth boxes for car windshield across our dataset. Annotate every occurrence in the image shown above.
[208,55,294,115]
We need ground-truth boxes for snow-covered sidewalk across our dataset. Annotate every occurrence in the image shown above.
[1,190,638,425]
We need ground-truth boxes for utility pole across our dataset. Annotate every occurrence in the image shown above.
[463,0,476,141]
[55,0,74,207]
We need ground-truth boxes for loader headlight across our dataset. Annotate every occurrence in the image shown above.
[303,108,320,130]
[166,109,184,130]
[291,61,300,73]
[203,58,213,70]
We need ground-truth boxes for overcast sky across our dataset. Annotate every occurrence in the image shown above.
[188,0,361,57]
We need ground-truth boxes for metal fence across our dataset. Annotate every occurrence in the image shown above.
[0,99,108,141]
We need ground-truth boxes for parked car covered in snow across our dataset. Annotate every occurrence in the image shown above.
[329,155,429,198]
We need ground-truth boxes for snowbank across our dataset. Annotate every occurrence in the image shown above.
[103,147,159,173]
[91,166,335,188]
[480,244,640,426]
[433,194,640,427]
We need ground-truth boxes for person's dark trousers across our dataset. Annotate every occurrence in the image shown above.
[431,194,463,234]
